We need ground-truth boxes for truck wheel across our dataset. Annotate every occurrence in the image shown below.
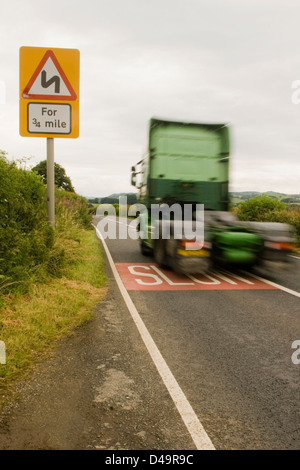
[154,238,168,268]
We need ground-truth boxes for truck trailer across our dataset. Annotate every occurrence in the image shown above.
[131,118,295,274]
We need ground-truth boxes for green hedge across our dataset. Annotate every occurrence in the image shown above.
[236,195,300,238]
[0,151,93,294]
[0,152,52,291]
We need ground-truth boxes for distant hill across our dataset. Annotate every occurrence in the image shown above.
[88,191,300,206]
[230,191,300,205]
[87,193,138,205]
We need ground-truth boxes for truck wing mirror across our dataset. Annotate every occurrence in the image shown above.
[131,172,137,186]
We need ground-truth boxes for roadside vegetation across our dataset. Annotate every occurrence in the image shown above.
[235,195,300,247]
[2,152,298,408]
[0,151,107,405]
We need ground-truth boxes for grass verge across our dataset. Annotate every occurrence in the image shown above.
[0,229,107,409]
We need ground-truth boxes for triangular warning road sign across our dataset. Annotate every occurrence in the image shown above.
[22,50,77,100]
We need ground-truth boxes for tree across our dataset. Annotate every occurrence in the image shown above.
[236,195,286,222]
[32,160,75,192]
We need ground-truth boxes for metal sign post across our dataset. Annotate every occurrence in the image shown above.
[47,138,55,228]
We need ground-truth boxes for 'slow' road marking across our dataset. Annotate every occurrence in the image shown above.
[115,263,277,291]
[94,225,215,451]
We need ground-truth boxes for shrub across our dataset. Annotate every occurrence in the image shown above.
[55,190,92,230]
[236,195,286,222]
[0,152,53,292]
[236,195,300,239]
[272,207,300,238]
[0,152,93,293]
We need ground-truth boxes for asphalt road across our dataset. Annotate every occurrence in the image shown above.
[0,216,299,450]
[98,217,300,450]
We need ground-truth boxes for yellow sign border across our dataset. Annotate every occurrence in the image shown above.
[19,46,80,138]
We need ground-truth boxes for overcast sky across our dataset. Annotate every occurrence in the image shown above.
[1,0,300,197]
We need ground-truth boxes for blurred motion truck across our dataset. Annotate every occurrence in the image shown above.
[131,118,295,274]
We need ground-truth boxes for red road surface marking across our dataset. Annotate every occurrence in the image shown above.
[115,263,278,291]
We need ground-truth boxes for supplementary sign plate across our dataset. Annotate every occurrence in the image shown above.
[27,103,71,134]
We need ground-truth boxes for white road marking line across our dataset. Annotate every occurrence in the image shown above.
[241,270,300,298]
[106,216,135,228]
[116,218,133,228]
[93,225,215,451]
[218,269,255,285]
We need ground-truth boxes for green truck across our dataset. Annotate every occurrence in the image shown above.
[131,118,295,274]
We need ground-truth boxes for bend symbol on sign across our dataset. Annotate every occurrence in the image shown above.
[41,70,60,94]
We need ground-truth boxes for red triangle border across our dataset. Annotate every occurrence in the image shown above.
[22,50,77,101]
